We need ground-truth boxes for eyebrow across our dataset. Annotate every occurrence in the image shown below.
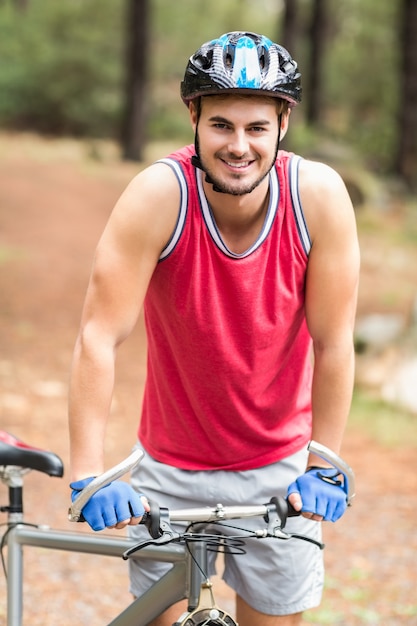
[208,115,272,127]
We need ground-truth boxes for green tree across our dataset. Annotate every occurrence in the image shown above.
[0,1,124,137]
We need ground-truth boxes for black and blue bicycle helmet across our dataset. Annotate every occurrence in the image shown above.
[181,31,302,106]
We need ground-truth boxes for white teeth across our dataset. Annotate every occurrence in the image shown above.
[226,161,250,168]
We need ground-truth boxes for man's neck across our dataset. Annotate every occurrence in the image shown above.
[204,179,270,254]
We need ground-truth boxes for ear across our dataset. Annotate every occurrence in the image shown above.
[189,102,198,131]
[279,109,291,141]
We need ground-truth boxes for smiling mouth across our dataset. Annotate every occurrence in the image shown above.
[223,160,252,169]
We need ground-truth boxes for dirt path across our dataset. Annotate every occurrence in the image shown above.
[0,133,416,625]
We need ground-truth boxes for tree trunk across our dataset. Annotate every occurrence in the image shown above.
[121,0,150,162]
[14,0,28,10]
[395,0,417,189]
[306,0,328,126]
[281,0,299,56]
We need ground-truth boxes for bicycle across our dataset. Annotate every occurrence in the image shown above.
[1,430,355,626]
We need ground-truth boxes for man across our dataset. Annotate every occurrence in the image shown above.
[69,32,360,625]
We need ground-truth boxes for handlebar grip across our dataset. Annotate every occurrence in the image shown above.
[268,496,300,529]
[286,499,300,517]
[140,500,163,539]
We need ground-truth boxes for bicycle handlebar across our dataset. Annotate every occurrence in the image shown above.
[122,495,322,559]
[167,502,276,524]
[308,441,355,505]
[68,441,355,523]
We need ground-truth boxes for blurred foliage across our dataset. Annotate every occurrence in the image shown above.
[350,388,417,447]
[0,0,124,136]
[0,0,405,172]
[322,1,400,171]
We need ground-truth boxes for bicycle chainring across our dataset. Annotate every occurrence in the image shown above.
[174,606,238,626]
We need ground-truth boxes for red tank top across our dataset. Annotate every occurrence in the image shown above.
[138,145,312,470]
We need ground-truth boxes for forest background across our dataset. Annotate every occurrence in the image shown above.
[0,0,416,188]
[1,1,417,624]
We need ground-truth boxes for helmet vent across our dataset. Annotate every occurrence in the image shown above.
[195,49,213,70]
[257,46,269,72]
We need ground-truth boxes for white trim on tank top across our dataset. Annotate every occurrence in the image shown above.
[158,154,311,260]
[196,167,279,258]
[158,158,189,261]
[289,154,311,256]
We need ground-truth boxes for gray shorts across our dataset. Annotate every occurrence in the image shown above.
[128,444,324,616]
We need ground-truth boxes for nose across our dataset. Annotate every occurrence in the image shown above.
[227,129,249,157]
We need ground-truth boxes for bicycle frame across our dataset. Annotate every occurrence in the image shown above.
[6,523,200,626]
[2,433,355,626]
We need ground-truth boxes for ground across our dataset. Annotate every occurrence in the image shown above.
[0,132,416,625]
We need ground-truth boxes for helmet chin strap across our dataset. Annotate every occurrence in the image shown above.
[191,114,282,194]
[191,131,225,193]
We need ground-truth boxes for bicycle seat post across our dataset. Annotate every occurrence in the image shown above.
[0,468,25,525]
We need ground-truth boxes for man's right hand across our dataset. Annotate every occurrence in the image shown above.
[70,478,147,531]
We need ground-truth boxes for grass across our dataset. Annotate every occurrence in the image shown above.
[349,386,417,447]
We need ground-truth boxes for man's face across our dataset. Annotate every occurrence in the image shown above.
[191,95,287,196]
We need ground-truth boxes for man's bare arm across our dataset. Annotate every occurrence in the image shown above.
[68,163,180,482]
[301,160,360,464]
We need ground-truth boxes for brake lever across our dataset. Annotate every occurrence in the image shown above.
[123,504,181,559]
[122,529,181,559]
[263,497,324,549]
[123,508,181,559]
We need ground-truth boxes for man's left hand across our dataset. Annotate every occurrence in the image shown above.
[287,467,347,522]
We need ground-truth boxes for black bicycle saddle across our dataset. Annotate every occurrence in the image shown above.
[0,430,64,477]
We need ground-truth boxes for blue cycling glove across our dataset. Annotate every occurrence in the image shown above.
[70,477,145,532]
[287,467,347,522]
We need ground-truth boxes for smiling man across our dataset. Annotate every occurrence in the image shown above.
[69,32,360,626]
[192,94,285,195]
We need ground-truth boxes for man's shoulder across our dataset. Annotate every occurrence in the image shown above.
[298,158,345,190]
[128,144,195,196]
[161,144,195,166]
[297,158,355,243]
